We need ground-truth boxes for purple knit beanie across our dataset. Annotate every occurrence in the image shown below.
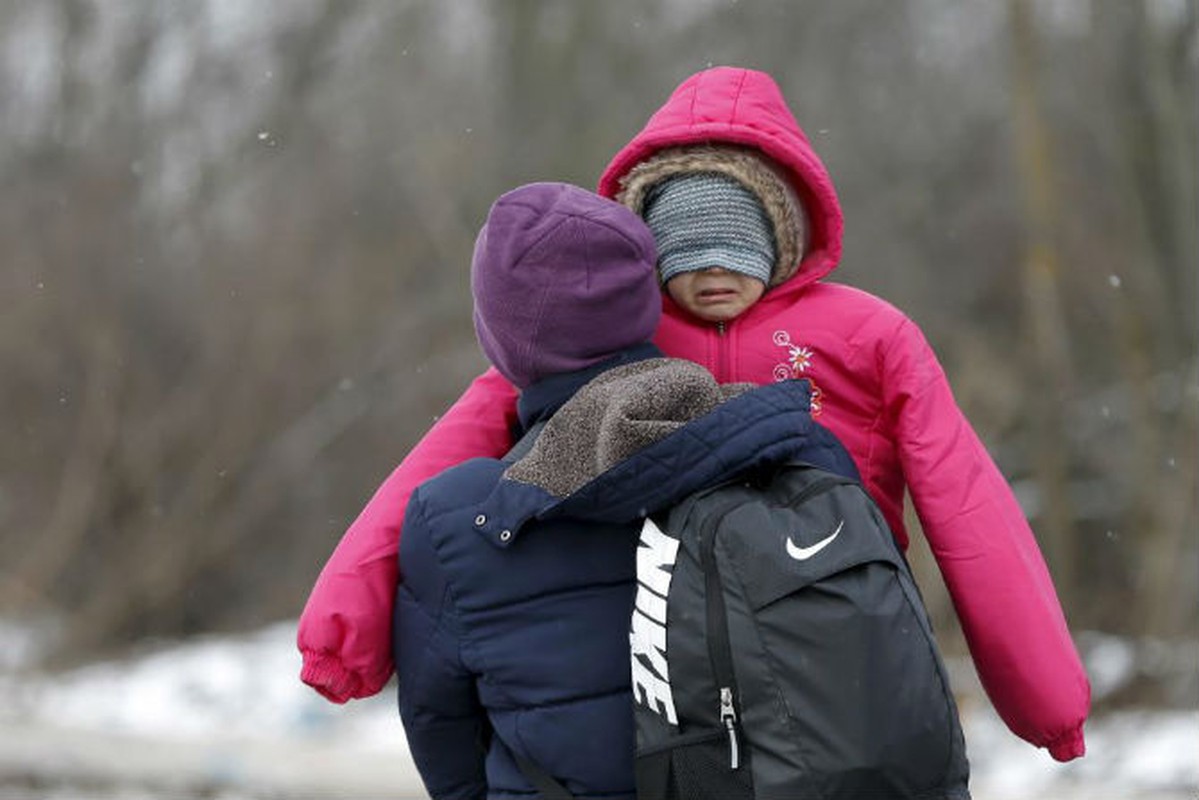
[471,182,661,389]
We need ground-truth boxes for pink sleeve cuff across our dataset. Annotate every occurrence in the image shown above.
[301,651,366,704]
[1046,726,1086,762]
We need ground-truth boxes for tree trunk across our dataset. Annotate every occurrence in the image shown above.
[1006,0,1079,610]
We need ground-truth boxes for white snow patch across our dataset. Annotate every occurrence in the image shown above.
[3,622,397,750]
[1,621,1195,799]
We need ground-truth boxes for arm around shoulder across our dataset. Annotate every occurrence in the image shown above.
[882,318,1090,760]
[296,367,519,702]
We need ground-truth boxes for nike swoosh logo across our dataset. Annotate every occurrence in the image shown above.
[786,520,844,561]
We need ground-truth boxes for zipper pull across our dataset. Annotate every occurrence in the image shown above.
[720,686,740,769]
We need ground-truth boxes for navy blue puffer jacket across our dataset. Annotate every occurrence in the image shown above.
[394,346,853,800]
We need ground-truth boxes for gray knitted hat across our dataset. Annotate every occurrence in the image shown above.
[617,145,806,287]
[642,173,775,285]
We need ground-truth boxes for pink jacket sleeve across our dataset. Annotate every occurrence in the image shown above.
[297,367,519,702]
[883,318,1090,761]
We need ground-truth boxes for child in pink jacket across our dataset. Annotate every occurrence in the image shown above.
[298,66,1090,762]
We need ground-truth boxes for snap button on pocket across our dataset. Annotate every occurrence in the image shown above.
[474,514,486,527]
[499,529,512,542]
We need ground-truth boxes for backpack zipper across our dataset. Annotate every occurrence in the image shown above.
[699,499,746,771]
[720,686,740,769]
[692,472,857,773]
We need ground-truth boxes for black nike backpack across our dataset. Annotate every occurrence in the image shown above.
[629,462,971,800]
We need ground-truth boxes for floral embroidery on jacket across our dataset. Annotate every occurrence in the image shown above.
[773,330,823,415]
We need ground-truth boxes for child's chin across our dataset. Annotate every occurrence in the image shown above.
[688,303,746,323]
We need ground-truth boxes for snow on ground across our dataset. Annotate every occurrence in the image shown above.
[0,621,1195,799]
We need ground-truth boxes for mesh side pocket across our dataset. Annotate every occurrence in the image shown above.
[668,734,753,800]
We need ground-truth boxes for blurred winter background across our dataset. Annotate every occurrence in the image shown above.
[0,1,1195,798]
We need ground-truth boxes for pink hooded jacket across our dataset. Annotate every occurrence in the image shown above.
[298,67,1089,761]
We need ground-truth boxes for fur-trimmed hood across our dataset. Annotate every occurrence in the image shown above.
[469,357,855,547]
[617,146,805,287]
[596,67,844,298]
[504,358,753,498]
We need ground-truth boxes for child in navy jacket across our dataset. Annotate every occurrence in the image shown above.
[394,182,843,798]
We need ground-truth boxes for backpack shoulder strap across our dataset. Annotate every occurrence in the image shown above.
[512,751,576,799]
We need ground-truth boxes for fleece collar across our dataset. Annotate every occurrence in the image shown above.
[471,359,853,550]
[516,343,663,430]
